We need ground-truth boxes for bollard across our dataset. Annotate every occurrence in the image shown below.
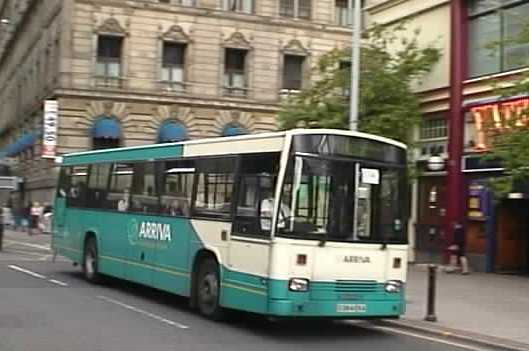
[424,264,438,322]
[0,223,3,252]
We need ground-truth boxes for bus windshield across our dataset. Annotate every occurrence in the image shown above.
[277,154,407,244]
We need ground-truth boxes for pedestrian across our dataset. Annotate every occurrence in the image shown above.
[446,221,470,274]
[30,202,44,235]
[0,206,4,251]
[23,203,31,234]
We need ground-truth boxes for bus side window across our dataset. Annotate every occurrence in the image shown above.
[86,164,111,209]
[130,162,159,214]
[158,159,195,217]
[67,166,88,208]
[57,167,71,199]
[194,157,236,218]
[107,163,133,211]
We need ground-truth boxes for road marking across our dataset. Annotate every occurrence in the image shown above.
[97,295,189,330]
[48,279,69,287]
[4,240,51,251]
[8,265,69,287]
[370,325,489,351]
[8,264,47,279]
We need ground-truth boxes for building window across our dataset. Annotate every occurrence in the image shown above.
[468,0,529,77]
[283,55,305,90]
[162,42,185,86]
[224,48,248,96]
[96,35,122,78]
[280,0,311,19]
[339,60,351,96]
[223,0,253,13]
[420,118,448,140]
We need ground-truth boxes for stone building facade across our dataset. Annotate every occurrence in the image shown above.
[0,0,353,203]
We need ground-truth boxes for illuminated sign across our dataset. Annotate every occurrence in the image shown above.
[470,98,529,150]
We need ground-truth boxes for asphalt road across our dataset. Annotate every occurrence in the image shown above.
[0,232,483,351]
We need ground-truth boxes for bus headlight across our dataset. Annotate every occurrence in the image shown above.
[384,280,403,293]
[289,278,310,292]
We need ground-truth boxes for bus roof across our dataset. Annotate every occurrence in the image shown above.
[60,129,406,165]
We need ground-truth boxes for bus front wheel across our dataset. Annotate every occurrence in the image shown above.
[196,258,225,320]
[83,237,101,283]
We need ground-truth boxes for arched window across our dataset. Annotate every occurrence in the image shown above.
[158,120,188,143]
[91,116,122,150]
[221,123,247,137]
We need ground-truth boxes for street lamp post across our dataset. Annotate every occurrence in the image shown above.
[349,0,362,131]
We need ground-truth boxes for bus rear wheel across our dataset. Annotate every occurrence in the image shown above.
[83,237,101,283]
[196,258,225,320]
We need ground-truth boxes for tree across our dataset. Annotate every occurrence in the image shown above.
[278,23,441,146]
[483,19,529,196]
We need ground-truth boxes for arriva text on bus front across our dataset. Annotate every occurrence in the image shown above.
[138,222,172,242]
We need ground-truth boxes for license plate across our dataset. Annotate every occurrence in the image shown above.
[336,304,367,313]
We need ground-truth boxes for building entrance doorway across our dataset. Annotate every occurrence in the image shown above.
[495,200,529,273]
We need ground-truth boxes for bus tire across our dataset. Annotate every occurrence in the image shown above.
[196,258,225,321]
[83,237,101,284]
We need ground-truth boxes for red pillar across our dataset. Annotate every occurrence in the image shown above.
[445,0,466,258]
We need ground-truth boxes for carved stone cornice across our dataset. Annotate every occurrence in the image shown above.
[160,25,190,43]
[283,39,308,56]
[223,32,251,50]
[96,18,126,35]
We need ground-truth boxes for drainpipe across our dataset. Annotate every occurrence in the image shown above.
[445,0,467,261]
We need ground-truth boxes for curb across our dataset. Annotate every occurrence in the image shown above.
[375,319,529,351]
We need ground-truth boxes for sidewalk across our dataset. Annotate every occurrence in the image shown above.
[383,264,529,350]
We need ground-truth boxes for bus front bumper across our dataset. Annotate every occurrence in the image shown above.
[268,298,405,318]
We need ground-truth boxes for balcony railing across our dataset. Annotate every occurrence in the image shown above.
[54,71,284,103]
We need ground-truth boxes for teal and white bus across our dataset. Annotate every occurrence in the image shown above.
[52,129,408,320]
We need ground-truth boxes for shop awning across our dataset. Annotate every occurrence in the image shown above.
[3,132,37,157]
[158,121,188,143]
[91,117,121,139]
[222,123,247,137]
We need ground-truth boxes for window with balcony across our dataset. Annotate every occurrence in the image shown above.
[335,0,363,26]
[223,0,253,13]
[224,48,248,97]
[158,0,196,5]
[468,0,529,78]
[418,117,448,157]
[96,35,122,78]
[420,118,448,140]
[162,42,186,90]
[280,0,311,19]
[282,55,304,91]
[335,0,351,26]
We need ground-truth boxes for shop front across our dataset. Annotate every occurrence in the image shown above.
[463,97,529,273]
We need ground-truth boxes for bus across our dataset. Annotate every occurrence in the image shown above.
[52,129,408,320]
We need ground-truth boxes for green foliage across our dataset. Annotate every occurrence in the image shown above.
[483,115,529,196]
[278,23,441,146]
